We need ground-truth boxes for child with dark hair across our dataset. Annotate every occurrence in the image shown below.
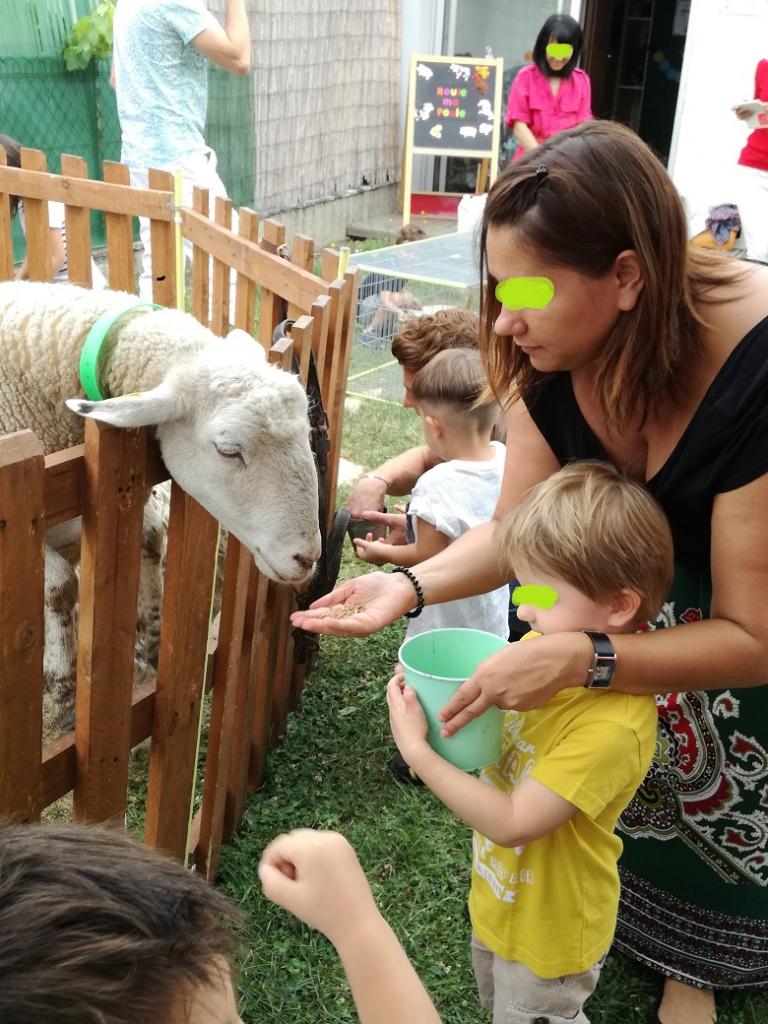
[505,14,592,161]
[0,133,106,288]
[0,822,441,1024]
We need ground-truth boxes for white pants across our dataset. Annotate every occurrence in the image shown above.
[128,147,239,308]
[733,164,768,263]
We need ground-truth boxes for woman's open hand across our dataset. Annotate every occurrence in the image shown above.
[290,570,417,636]
[439,631,593,736]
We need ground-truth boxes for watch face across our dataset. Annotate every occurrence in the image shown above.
[594,664,613,683]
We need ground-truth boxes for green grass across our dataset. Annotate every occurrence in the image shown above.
[217,385,768,1023]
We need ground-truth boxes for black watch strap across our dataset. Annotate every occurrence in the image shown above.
[581,630,617,689]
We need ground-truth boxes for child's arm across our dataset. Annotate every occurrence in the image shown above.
[15,227,66,282]
[355,517,449,568]
[259,829,442,1024]
[387,678,577,847]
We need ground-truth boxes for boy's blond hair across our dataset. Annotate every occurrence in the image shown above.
[411,348,499,434]
[498,461,673,622]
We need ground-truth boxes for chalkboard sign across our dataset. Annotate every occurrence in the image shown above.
[402,54,504,226]
[411,56,502,155]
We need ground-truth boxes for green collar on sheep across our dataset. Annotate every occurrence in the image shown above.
[80,298,162,401]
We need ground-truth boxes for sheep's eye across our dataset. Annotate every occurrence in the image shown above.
[214,442,245,465]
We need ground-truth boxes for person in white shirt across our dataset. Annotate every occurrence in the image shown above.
[111,0,250,302]
[354,347,509,640]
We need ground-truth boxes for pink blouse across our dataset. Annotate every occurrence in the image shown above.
[506,63,593,161]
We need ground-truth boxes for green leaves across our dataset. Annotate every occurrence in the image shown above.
[62,1,115,72]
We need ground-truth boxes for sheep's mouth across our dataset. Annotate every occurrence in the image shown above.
[253,547,314,587]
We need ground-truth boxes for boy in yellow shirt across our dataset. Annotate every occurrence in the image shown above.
[388,461,673,1024]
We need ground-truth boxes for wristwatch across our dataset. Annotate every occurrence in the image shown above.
[581,630,617,689]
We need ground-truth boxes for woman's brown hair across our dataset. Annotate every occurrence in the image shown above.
[480,120,743,431]
[0,821,242,1024]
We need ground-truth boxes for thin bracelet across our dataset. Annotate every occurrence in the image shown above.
[366,472,391,488]
[392,566,425,619]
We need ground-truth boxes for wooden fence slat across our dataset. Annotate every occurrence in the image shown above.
[0,431,45,821]
[0,148,15,281]
[59,154,94,289]
[248,578,277,791]
[148,168,176,308]
[288,234,314,320]
[266,339,297,741]
[0,165,172,220]
[309,293,332,384]
[211,196,233,336]
[20,149,51,282]
[196,537,252,880]
[223,567,268,840]
[182,208,330,310]
[144,483,219,858]
[234,208,259,332]
[320,246,340,282]
[73,421,147,824]
[258,219,287,348]
[327,270,358,515]
[191,187,210,329]
[102,162,136,294]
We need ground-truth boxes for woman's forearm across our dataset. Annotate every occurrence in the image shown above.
[512,122,539,152]
[414,521,507,605]
[609,617,768,696]
[378,446,438,496]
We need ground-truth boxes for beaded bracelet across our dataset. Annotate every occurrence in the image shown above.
[392,566,425,619]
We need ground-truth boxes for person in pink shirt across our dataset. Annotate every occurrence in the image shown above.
[506,15,592,162]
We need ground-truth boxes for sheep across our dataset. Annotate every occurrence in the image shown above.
[0,280,322,735]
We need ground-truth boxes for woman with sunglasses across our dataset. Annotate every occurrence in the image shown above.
[294,120,768,1024]
[505,14,592,162]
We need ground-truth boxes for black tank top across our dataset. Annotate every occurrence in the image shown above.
[524,315,768,572]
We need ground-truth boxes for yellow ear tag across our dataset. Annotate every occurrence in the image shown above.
[546,43,574,60]
[495,277,555,312]
[512,584,559,609]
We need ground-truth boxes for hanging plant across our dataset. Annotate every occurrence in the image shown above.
[62,1,115,71]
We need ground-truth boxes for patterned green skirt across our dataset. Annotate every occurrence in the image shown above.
[615,565,768,988]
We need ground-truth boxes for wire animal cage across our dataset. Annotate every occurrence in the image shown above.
[347,231,481,405]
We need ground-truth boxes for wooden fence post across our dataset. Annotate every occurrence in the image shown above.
[0,431,45,821]
[73,420,147,825]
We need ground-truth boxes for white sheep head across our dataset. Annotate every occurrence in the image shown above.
[66,330,321,585]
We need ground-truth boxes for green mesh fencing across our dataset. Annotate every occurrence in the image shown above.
[1,57,255,262]
[0,55,121,259]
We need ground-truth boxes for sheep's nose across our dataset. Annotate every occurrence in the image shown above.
[293,553,315,573]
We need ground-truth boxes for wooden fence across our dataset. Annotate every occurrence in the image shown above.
[0,149,357,878]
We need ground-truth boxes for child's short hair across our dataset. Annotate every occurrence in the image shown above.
[0,821,241,1024]
[497,461,673,622]
[391,308,479,371]
[411,347,499,434]
[395,224,427,244]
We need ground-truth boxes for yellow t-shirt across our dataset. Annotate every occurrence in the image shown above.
[468,631,658,977]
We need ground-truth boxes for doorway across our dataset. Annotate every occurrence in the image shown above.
[583,0,690,164]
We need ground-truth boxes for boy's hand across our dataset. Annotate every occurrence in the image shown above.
[259,829,379,947]
[387,676,429,764]
[354,534,391,565]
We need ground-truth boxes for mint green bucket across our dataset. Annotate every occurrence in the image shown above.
[398,628,508,771]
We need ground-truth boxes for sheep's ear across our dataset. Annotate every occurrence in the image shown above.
[65,384,182,428]
[226,327,266,359]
